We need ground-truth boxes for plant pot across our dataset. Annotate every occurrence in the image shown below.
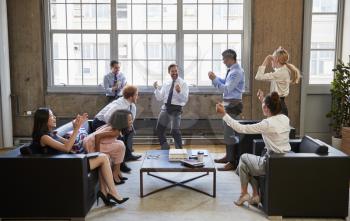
[332,136,342,149]
[341,127,350,155]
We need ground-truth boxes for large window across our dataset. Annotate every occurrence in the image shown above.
[46,0,250,91]
[308,0,342,84]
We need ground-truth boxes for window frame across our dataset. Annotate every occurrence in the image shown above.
[301,0,344,94]
[43,0,251,94]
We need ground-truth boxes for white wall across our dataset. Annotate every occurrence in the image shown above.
[342,0,350,62]
[0,0,13,148]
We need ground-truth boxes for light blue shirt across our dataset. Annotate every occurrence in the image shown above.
[212,63,245,100]
[103,72,127,97]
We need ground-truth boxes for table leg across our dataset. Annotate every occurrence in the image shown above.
[140,171,144,197]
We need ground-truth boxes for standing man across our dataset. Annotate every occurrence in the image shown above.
[104,60,127,103]
[153,64,189,149]
[208,49,245,171]
[92,85,141,173]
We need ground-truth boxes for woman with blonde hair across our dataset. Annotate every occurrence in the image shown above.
[255,46,301,116]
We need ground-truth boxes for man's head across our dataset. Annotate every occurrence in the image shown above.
[168,64,179,80]
[110,60,120,74]
[222,49,237,68]
[123,85,139,103]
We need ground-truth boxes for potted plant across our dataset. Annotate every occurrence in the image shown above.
[326,58,350,150]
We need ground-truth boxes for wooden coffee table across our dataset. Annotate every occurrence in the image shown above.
[140,149,216,198]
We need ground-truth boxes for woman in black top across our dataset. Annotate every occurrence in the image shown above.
[31,108,129,206]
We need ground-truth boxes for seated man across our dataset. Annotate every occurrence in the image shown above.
[92,85,141,173]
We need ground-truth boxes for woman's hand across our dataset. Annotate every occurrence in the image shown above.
[72,113,89,130]
[257,89,264,102]
[216,103,226,117]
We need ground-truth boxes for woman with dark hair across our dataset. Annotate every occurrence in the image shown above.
[83,109,133,184]
[216,92,291,207]
[31,108,129,206]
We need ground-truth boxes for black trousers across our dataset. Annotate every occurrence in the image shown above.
[280,97,288,116]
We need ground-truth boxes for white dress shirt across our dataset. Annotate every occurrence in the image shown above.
[255,65,291,97]
[95,97,136,122]
[154,77,189,107]
[223,113,291,153]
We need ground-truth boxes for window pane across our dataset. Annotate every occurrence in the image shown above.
[148,35,162,60]
[213,4,228,30]
[148,5,161,30]
[97,34,110,59]
[68,34,82,59]
[133,35,147,59]
[97,4,111,30]
[53,34,67,59]
[148,61,162,86]
[83,34,96,59]
[120,60,132,84]
[312,0,338,13]
[198,60,212,86]
[311,15,337,49]
[184,60,197,86]
[133,61,147,85]
[163,34,176,60]
[198,5,212,30]
[198,34,212,60]
[213,60,227,79]
[68,60,82,85]
[132,5,146,30]
[67,4,81,29]
[98,60,110,85]
[213,34,227,59]
[228,34,241,59]
[82,0,96,3]
[97,0,110,3]
[53,60,68,85]
[184,34,197,60]
[82,4,96,29]
[309,50,335,84]
[117,4,131,30]
[51,4,66,29]
[83,60,97,85]
[163,4,177,30]
[228,4,243,30]
[118,34,132,59]
[183,4,197,30]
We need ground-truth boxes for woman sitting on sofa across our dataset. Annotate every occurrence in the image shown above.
[216,91,291,207]
[83,109,133,185]
[31,108,129,206]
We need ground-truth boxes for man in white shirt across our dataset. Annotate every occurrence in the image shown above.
[92,85,140,172]
[103,60,127,103]
[153,64,189,149]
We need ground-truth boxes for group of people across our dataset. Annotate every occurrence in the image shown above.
[30,46,300,207]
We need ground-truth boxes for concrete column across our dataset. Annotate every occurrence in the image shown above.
[0,0,13,147]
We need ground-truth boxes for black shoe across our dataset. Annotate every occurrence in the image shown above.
[119,175,128,181]
[97,191,116,206]
[114,179,125,185]
[107,193,129,204]
[126,154,142,161]
[120,162,131,173]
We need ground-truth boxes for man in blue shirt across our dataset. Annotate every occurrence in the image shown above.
[103,60,127,103]
[208,49,245,171]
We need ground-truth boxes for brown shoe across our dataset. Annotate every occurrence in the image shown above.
[214,156,228,164]
[217,162,236,171]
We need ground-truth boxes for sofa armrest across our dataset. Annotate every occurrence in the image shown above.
[0,154,93,218]
[263,153,350,217]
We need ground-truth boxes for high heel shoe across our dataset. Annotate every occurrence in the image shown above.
[248,195,260,206]
[234,193,250,206]
[97,191,116,206]
[107,193,129,204]
[119,175,128,181]
[114,179,125,185]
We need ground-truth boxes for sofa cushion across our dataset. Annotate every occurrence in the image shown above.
[299,136,328,154]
